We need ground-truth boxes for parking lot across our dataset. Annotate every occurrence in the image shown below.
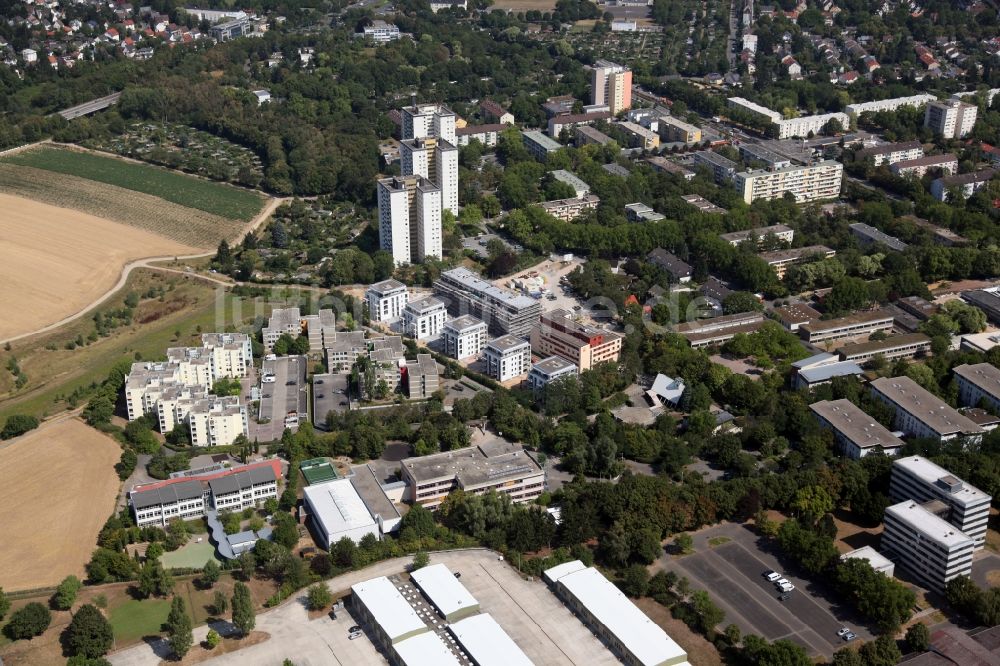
[313,373,351,428]
[254,355,308,442]
[660,523,873,659]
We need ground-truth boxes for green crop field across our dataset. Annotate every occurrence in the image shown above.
[3,146,263,220]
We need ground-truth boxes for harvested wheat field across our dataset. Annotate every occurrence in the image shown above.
[0,163,248,246]
[0,194,200,340]
[0,417,121,591]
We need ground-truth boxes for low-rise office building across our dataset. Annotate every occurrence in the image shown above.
[403,296,447,340]
[962,288,1000,325]
[675,312,766,349]
[538,194,600,221]
[954,363,1000,411]
[530,308,623,371]
[840,546,895,577]
[448,614,534,666]
[442,315,488,360]
[733,161,843,204]
[773,303,821,331]
[720,224,794,247]
[303,478,380,547]
[798,309,895,343]
[401,441,545,509]
[882,500,975,593]
[758,245,835,278]
[856,140,924,166]
[810,399,905,459]
[367,279,409,323]
[890,455,991,550]
[837,333,932,364]
[792,353,864,389]
[544,560,689,666]
[528,356,578,391]
[890,153,957,178]
[483,335,531,382]
[870,376,985,444]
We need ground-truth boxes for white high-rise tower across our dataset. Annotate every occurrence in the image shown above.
[377,175,443,266]
[399,102,459,215]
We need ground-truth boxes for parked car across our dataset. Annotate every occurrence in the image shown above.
[778,582,795,593]
[764,571,782,582]
[843,632,856,642]
[775,578,790,587]
[778,593,791,601]
[837,628,850,637]
[349,625,361,633]
[349,631,362,640]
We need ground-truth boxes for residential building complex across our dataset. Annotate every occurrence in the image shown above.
[675,312,766,348]
[624,202,665,223]
[890,153,957,178]
[482,335,531,382]
[548,112,612,139]
[544,561,689,666]
[647,248,692,283]
[931,168,998,201]
[522,130,564,160]
[659,115,702,143]
[366,279,409,323]
[538,194,600,221]
[399,136,459,215]
[837,333,931,364]
[693,150,738,183]
[530,308,623,371]
[844,94,937,116]
[798,309,894,343]
[849,222,909,252]
[733,161,843,204]
[187,396,248,447]
[890,456,991,550]
[404,354,440,399]
[401,102,457,146]
[869,376,985,444]
[442,315,488,360]
[758,245,835,278]
[527,356,579,391]
[591,60,632,114]
[402,295,447,340]
[359,20,399,42]
[549,169,590,197]
[954,363,1000,411]
[129,460,281,527]
[924,99,978,139]
[400,441,545,509]
[726,97,848,139]
[617,121,659,149]
[856,140,924,166]
[738,143,791,169]
[377,174,443,266]
[575,125,616,147]
[433,267,542,337]
[720,224,794,247]
[881,500,975,593]
[810,399,905,459]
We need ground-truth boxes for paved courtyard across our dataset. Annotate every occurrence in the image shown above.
[109,549,619,666]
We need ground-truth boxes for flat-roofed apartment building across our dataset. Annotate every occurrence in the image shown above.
[401,441,545,509]
[758,245,835,278]
[404,354,439,399]
[433,267,541,337]
[890,455,991,549]
[187,395,248,447]
[538,194,600,221]
[720,224,794,247]
[855,140,924,166]
[403,295,447,340]
[264,307,342,353]
[442,315,488,360]
[693,150,738,184]
[845,94,937,117]
[367,279,409,322]
[544,560,689,666]
[528,356,579,391]
[618,121,659,149]
[798,309,895,343]
[129,460,281,527]
[849,222,909,252]
[810,399,905,459]
[870,376,985,444]
[659,115,702,143]
[954,362,1000,411]
[675,312,766,349]
[575,125,616,147]
[733,161,843,204]
[530,308,623,371]
[483,334,531,382]
[837,333,932,364]
[522,130,564,160]
[890,153,958,178]
[738,143,791,169]
[881,500,975,593]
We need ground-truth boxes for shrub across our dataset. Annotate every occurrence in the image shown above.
[4,602,51,640]
[66,604,113,658]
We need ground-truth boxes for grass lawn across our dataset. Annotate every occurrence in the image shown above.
[708,536,732,547]
[109,598,172,643]
[161,541,219,570]
[2,146,262,220]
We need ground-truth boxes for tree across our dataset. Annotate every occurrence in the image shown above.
[54,575,83,610]
[201,560,221,588]
[83,395,114,427]
[67,604,113,659]
[307,584,332,611]
[0,587,9,621]
[621,564,650,598]
[905,622,930,653]
[137,560,173,598]
[205,628,221,649]
[212,590,228,616]
[723,291,763,315]
[4,602,51,640]
[674,533,693,554]
[791,485,834,525]
[232,582,256,637]
[412,551,430,571]
[166,596,193,659]
[859,634,902,666]
[1,414,39,439]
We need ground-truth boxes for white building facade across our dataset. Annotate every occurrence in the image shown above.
[366,279,409,323]
[483,335,531,382]
[442,315,488,360]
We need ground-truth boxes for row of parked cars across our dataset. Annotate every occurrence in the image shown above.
[763,570,856,641]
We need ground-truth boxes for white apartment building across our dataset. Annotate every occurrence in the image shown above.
[200,333,252,378]
[845,94,937,117]
[890,154,958,178]
[924,99,978,138]
[399,136,458,215]
[890,456,991,550]
[125,362,183,421]
[366,279,409,323]
[157,385,208,432]
[530,308,623,371]
[402,295,448,340]
[591,60,632,114]
[442,315,488,360]
[954,362,1000,411]
[186,395,248,447]
[775,112,849,139]
[165,347,215,389]
[931,168,998,202]
[870,376,985,444]
[719,224,794,247]
[857,140,924,166]
[733,160,843,204]
[727,96,782,124]
[798,309,894,343]
[360,20,399,42]
[483,335,531,382]
[401,102,457,145]
[882,500,975,593]
[262,307,303,353]
[527,356,578,391]
[377,174,442,266]
[810,399,905,459]
[538,194,601,221]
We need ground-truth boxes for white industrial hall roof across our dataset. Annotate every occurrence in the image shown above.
[410,563,479,619]
[449,613,534,666]
[350,577,425,641]
[394,631,462,666]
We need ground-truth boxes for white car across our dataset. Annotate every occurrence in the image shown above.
[262,376,276,384]
[775,578,790,587]
[778,582,795,592]
[765,572,782,582]
[837,628,850,637]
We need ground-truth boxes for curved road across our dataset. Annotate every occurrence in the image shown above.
[0,197,287,347]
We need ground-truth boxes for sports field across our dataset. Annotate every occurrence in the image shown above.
[2,146,263,220]
[0,418,121,591]
[0,194,199,341]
